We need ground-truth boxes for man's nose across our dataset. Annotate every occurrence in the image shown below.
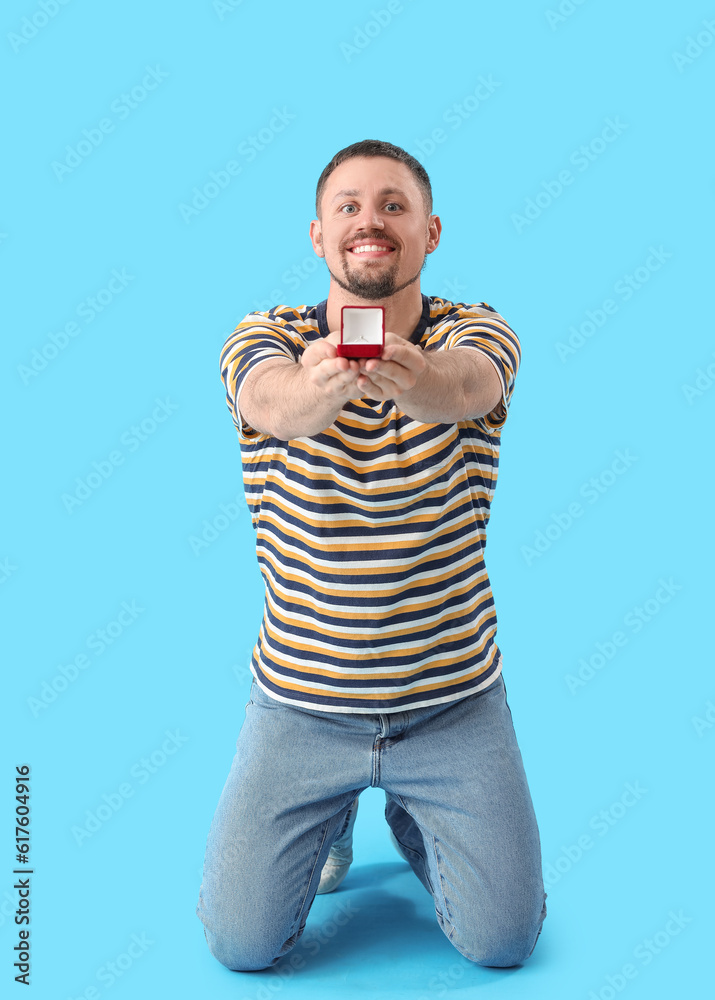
[363,205,386,227]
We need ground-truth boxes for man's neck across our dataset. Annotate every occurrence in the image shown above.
[325,284,424,341]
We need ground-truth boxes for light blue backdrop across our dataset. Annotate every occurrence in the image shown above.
[3,1,712,997]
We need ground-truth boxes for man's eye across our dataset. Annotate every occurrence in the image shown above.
[339,203,402,214]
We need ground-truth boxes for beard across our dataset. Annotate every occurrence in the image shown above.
[326,250,428,301]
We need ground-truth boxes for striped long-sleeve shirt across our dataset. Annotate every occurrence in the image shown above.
[220,293,521,713]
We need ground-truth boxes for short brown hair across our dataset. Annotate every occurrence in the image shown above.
[315,139,433,220]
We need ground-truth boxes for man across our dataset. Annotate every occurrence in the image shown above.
[196,139,547,973]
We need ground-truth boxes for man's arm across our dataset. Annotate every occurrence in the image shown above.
[357,335,504,424]
[238,332,363,440]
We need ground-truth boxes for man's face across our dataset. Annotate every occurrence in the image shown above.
[310,156,440,301]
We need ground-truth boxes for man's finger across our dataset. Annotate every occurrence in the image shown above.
[356,373,384,398]
[380,341,425,369]
[312,357,361,392]
[360,359,418,393]
[305,339,338,365]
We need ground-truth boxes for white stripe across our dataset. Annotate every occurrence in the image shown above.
[245,461,471,511]
[262,580,493,637]
[261,601,495,655]
[256,538,488,588]
[256,638,498,688]
[250,662,502,713]
[254,501,479,545]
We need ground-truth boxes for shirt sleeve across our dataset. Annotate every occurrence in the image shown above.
[443,303,521,432]
[219,312,298,439]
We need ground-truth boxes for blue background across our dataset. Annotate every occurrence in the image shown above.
[3,0,713,997]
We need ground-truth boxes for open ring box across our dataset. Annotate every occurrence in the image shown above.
[337,305,385,358]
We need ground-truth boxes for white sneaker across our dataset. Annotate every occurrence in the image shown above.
[316,797,359,894]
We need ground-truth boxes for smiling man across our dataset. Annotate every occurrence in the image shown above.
[196,139,547,974]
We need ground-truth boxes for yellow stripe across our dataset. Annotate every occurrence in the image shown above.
[261,602,493,655]
[258,553,487,596]
[261,574,489,624]
[266,584,488,622]
[253,492,478,533]
[220,298,518,707]
[251,469,472,505]
[258,651,499,699]
[257,539,485,584]
[258,540,478,565]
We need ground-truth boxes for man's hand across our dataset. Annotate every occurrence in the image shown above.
[240,327,502,438]
[355,332,427,400]
[240,331,366,440]
[301,330,364,401]
[355,332,502,424]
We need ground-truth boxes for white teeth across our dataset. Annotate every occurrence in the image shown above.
[350,245,393,253]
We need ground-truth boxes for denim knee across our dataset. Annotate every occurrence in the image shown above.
[203,923,285,972]
[448,894,547,968]
[460,930,541,968]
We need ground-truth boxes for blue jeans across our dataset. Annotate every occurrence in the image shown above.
[196,672,547,971]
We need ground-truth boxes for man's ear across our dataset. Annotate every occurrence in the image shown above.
[309,220,324,257]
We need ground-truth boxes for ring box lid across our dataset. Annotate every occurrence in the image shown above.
[337,305,384,357]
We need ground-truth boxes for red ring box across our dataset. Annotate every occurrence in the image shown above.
[337,305,385,357]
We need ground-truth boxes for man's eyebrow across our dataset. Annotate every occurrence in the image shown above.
[331,187,409,203]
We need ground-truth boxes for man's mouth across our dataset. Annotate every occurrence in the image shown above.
[347,244,396,258]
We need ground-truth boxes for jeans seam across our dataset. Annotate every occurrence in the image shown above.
[432,833,455,934]
[526,892,548,958]
[393,793,450,921]
[287,821,331,942]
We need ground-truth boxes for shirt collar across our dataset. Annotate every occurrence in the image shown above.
[316,294,431,346]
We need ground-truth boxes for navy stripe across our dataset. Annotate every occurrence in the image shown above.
[221,296,519,713]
